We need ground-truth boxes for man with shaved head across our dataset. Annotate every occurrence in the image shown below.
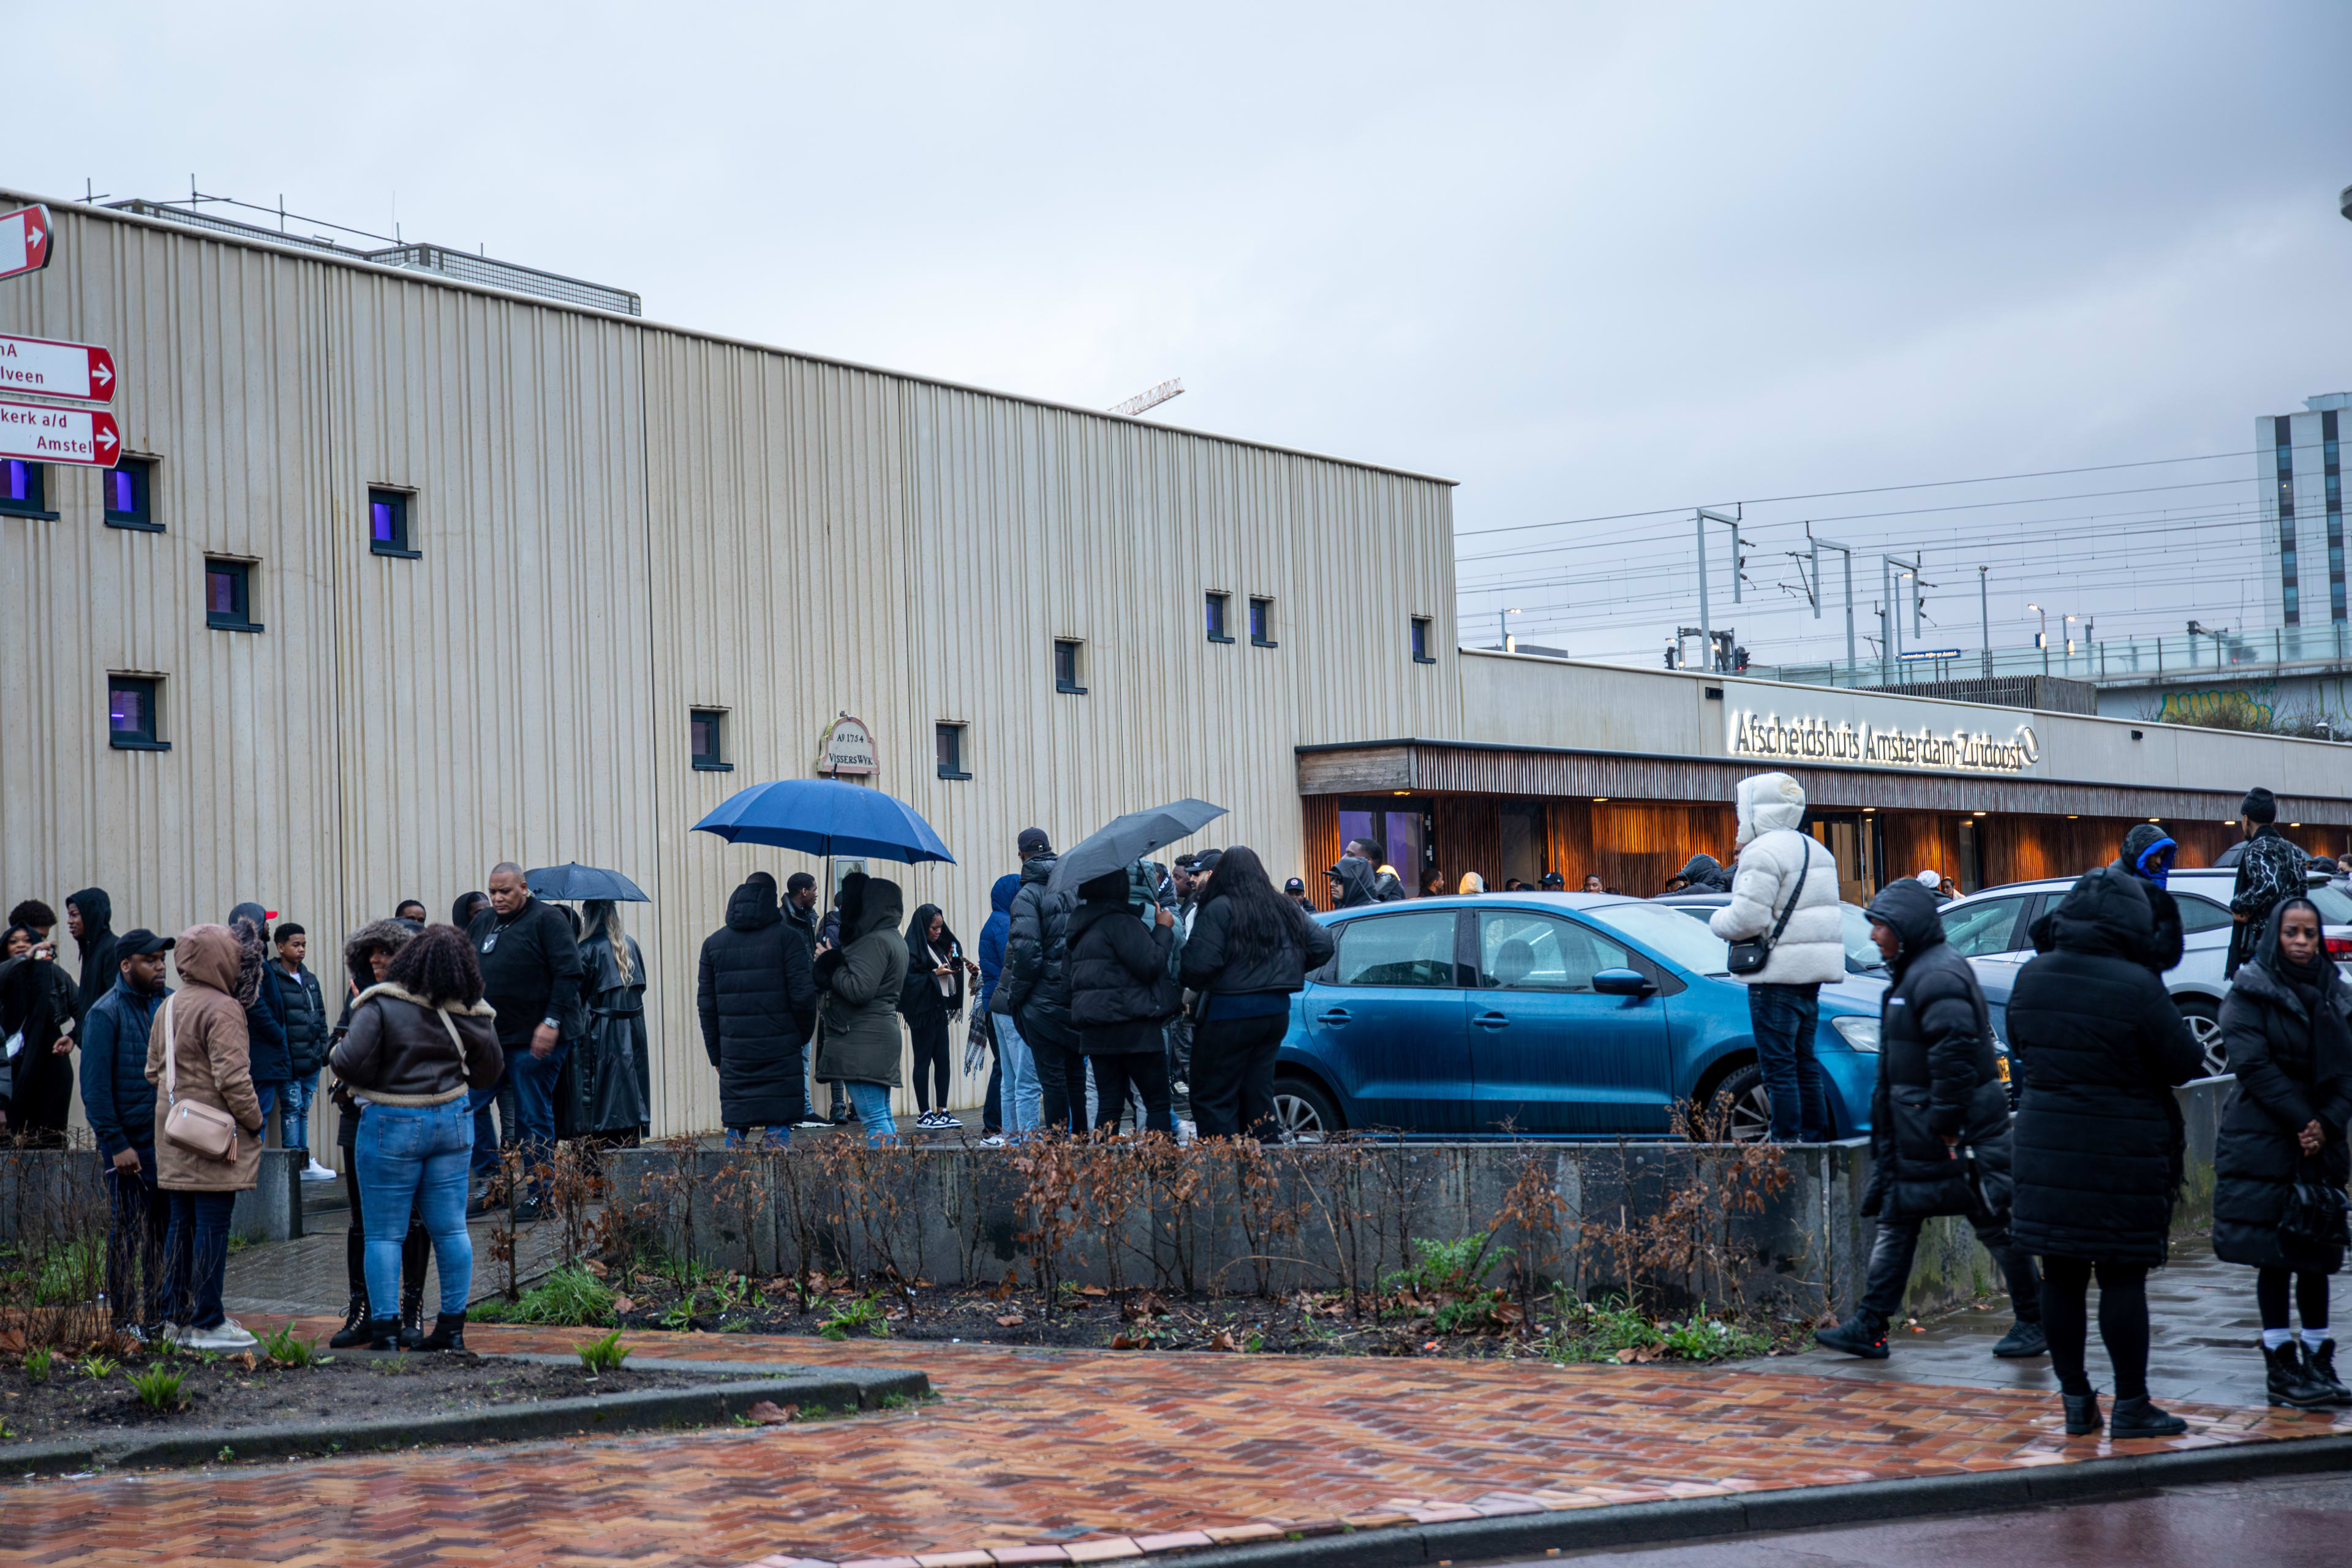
[469,861,584,1218]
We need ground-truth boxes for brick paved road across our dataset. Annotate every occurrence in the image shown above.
[2,1316,2344,1568]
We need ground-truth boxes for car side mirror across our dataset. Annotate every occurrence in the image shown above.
[1592,968,1656,997]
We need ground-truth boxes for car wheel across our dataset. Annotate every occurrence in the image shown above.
[1697,1062,1773,1144]
[1272,1079,1343,1144]
[2177,1000,2226,1077]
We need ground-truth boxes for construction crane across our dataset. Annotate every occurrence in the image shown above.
[1107,378,1184,418]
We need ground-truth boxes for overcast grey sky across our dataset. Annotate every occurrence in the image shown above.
[16,2,2352,667]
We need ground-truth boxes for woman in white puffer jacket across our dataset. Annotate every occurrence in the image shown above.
[1709,772,1844,1140]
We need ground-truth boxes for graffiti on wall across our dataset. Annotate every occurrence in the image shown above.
[2156,686,2276,728]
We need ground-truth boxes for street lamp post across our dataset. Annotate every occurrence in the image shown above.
[2028,602,2048,677]
[1499,606,1521,654]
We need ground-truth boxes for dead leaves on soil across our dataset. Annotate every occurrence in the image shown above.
[1615,1344,1665,1364]
[994,1315,1025,1328]
[742,1400,799,1425]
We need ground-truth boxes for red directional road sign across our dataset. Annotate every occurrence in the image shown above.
[0,399,119,468]
[0,205,53,284]
[0,334,116,402]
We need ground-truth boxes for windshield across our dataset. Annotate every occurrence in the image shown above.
[2305,882,2352,925]
[1587,903,1732,976]
[1839,903,1886,971]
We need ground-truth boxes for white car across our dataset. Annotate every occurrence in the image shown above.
[1937,867,2352,1077]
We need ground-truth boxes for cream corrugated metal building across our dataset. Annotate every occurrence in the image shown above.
[0,189,1462,1137]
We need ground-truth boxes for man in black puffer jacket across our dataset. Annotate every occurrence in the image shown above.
[1069,869,1179,1135]
[1817,877,2044,1362]
[697,872,819,1147]
[997,829,1086,1131]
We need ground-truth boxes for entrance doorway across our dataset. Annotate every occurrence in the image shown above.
[1337,797,1433,889]
[1808,812,1885,905]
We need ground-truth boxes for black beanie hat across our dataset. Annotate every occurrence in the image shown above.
[2242,787,2277,824]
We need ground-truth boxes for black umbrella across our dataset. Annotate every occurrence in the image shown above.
[526,863,652,903]
[1047,799,1229,892]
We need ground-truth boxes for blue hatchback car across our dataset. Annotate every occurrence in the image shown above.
[1268,894,1887,1142]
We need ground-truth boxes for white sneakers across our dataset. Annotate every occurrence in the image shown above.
[182,1318,259,1352]
[300,1161,339,1182]
[914,1110,963,1131]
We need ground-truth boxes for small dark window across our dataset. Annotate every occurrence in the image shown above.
[369,488,418,557]
[690,709,730,771]
[1205,592,1232,643]
[105,459,158,531]
[937,722,971,780]
[1249,597,1276,647]
[1054,639,1087,695]
[108,676,167,751]
[0,460,48,519]
[1411,616,1435,664]
[204,559,262,632]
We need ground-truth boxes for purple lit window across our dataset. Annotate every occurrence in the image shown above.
[691,710,728,769]
[108,677,161,747]
[368,488,412,553]
[103,459,153,529]
[0,459,41,515]
[112,472,134,511]
[204,559,255,630]
[208,569,236,616]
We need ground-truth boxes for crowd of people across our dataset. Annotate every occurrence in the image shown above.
[0,872,654,1354]
[1741,777,2351,1434]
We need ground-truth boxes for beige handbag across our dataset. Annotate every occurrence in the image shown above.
[159,996,240,1162]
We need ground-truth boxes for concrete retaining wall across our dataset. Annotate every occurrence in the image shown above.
[0,1149,306,1248]
[607,1078,2234,1323]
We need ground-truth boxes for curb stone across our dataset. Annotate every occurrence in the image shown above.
[766,1430,2352,1568]
[4,1363,929,1478]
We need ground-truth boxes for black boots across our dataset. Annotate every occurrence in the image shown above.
[363,1316,405,1351]
[2109,1395,2188,1438]
[2303,1340,2352,1406]
[2266,1341,2340,1409]
[415,1311,467,1352]
[399,1285,426,1350]
[1991,1320,2048,1359]
[1812,1313,1890,1360]
[328,1292,374,1350]
[2060,1391,2102,1436]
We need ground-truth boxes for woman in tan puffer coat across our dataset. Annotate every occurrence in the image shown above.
[145,923,266,1351]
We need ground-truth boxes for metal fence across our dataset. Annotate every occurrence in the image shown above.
[1752,622,2352,691]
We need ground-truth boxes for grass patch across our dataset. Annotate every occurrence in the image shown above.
[127,1362,187,1412]
[470,1264,616,1328]
[576,1330,631,1374]
[817,1295,891,1341]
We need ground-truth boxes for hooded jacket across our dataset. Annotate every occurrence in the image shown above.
[2211,899,2352,1273]
[1708,774,1844,987]
[696,876,820,1128]
[1674,854,1735,894]
[227,903,291,1084]
[1861,877,2013,1226]
[145,924,264,1192]
[1068,891,1177,1050]
[330,983,503,1107]
[996,854,1075,1047]
[2228,826,2309,977]
[68,886,119,1022]
[815,877,909,1087]
[81,973,169,1164]
[2005,867,2206,1264]
[976,873,1022,1015]
[897,905,965,1026]
[1327,858,1380,909]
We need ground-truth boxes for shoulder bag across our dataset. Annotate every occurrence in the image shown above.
[1727,837,1817,978]
[159,995,241,1162]
[2280,1150,2351,1249]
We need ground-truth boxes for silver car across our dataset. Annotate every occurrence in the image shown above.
[1935,868,2352,1076]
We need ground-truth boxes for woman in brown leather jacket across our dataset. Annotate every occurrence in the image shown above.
[331,925,502,1351]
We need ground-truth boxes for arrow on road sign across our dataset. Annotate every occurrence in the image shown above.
[0,399,121,469]
[0,334,117,403]
[0,206,53,284]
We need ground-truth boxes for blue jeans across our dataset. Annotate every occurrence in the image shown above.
[844,1080,897,1146]
[356,1098,475,1317]
[281,1072,317,1153]
[469,1079,504,1175]
[509,1039,573,1170]
[725,1126,788,1149]
[160,1189,236,1330]
[993,1012,1040,1138]
[1747,982,1829,1142]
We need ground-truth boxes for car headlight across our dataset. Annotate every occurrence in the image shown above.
[1828,1014,1880,1052]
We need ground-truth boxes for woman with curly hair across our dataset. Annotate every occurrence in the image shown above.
[331,925,503,1351]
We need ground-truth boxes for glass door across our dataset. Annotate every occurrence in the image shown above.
[1808,813,1883,903]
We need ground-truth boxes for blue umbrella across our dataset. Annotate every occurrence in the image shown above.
[691,778,956,864]
[526,863,652,902]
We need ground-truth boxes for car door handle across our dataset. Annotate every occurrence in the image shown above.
[1473,1011,1511,1030]
[1317,1008,1352,1026]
